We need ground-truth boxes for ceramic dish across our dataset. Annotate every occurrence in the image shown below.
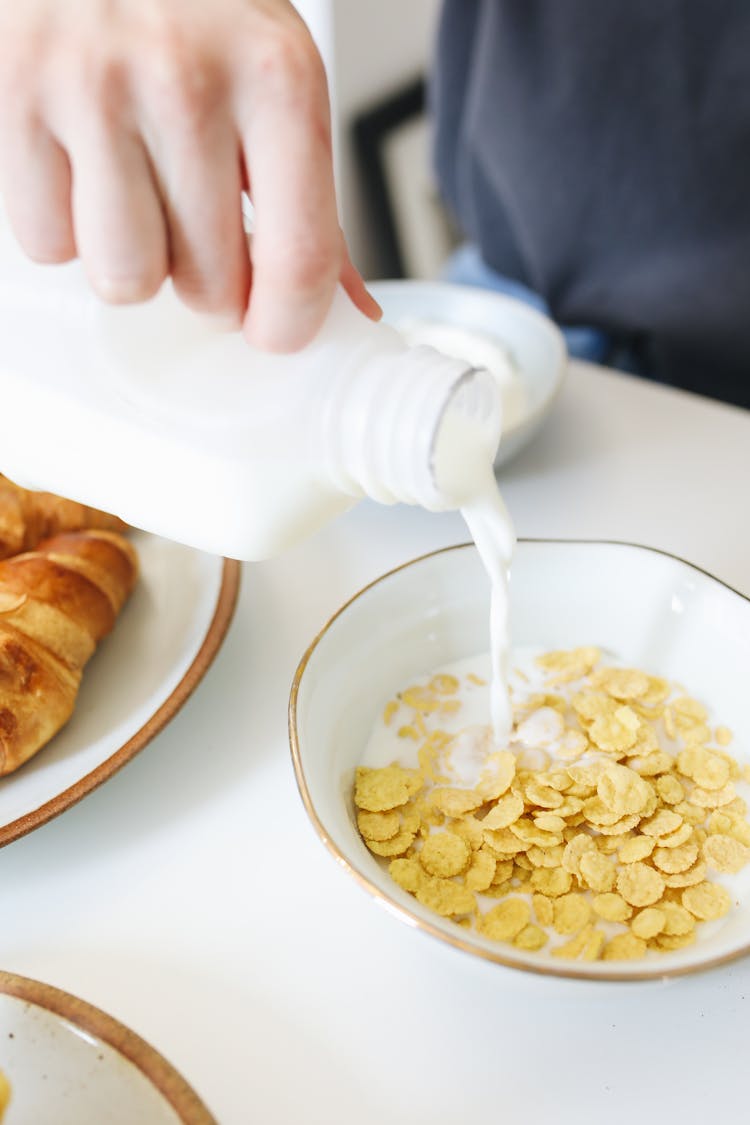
[0,970,215,1123]
[367,280,567,467]
[290,540,750,981]
[0,531,240,847]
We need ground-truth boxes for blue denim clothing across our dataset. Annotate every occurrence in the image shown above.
[441,244,611,365]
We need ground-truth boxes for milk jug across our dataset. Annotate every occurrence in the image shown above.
[0,230,505,561]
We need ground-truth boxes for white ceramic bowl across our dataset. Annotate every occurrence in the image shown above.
[290,541,750,981]
[0,972,215,1123]
[367,280,567,467]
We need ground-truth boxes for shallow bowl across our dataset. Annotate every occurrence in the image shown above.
[368,280,567,467]
[290,540,750,981]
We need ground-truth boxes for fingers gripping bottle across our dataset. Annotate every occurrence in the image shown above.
[0,235,503,560]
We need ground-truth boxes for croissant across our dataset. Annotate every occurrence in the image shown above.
[0,529,138,775]
[0,473,127,561]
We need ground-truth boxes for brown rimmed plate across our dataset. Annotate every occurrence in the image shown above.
[0,531,240,847]
[0,969,216,1122]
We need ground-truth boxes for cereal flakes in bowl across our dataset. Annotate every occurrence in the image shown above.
[289,541,750,980]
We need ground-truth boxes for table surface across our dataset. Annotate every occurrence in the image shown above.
[2,361,748,1125]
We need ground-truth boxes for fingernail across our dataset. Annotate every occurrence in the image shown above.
[362,288,383,319]
[93,274,161,304]
[202,310,243,333]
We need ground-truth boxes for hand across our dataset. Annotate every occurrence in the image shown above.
[0,0,380,350]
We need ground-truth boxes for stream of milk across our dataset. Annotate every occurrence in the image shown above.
[434,394,516,744]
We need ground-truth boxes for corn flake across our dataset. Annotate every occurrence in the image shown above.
[482,827,526,857]
[358,654,750,966]
[682,882,732,920]
[415,878,475,917]
[365,829,416,857]
[579,851,616,893]
[640,809,683,838]
[652,931,696,952]
[651,841,699,874]
[702,834,750,874]
[561,833,598,877]
[597,764,652,816]
[616,863,665,907]
[552,924,598,960]
[480,898,531,941]
[480,793,524,829]
[691,784,737,809]
[526,844,565,869]
[630,907,666,940]
[628,751,673,777]
[532,893,555,927]
[529,866,573,898]
[659,901,696,937]
[430,787,484,817]
[355,766,422,812]
[662,861,707,889]
[357,809,401,842]
[592,893,632,923]
[656,775,685,805]
[536,646,600,684]
[602,933,647,961]
[591,667,650,700]
[655,822,694,849]
[419,832,471,878]
[589,707,640,755]
[553,893,591,934]
[692,752,731,791]
[388,857,423,893]
[464,848,497,892]
[617,836,655,863]
[514,924,548,951]
[475,751,517,800]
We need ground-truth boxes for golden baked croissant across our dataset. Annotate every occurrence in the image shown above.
[0,474,127,560]
[0,529,138,775]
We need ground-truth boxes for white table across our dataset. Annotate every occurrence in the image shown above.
[1,362,748,1124]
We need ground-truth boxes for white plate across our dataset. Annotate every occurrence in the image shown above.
[0,971,215,1123]
[290,540,750,981]
[367,280,567,467]
[0,532,240,846]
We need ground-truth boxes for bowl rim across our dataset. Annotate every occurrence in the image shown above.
[366,278,569,441]
[0,969,217,1122]
[288,538,750,983]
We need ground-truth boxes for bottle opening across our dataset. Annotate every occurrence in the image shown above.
[324,344,502,511]
[431,366,503,508]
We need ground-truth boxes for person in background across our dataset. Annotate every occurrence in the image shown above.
[432,2,750,409]
[0,1,747,410]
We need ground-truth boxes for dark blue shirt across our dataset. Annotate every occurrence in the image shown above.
[432,0,750,406]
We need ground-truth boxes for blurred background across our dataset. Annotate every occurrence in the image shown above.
[294,0,449,283]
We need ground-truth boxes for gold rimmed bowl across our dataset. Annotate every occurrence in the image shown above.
[289,540,750,981]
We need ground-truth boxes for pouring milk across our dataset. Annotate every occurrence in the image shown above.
[0,240,516,740]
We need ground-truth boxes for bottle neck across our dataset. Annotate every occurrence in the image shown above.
[320,342,502,511]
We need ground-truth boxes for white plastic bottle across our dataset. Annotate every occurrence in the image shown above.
[0,237,504,560]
